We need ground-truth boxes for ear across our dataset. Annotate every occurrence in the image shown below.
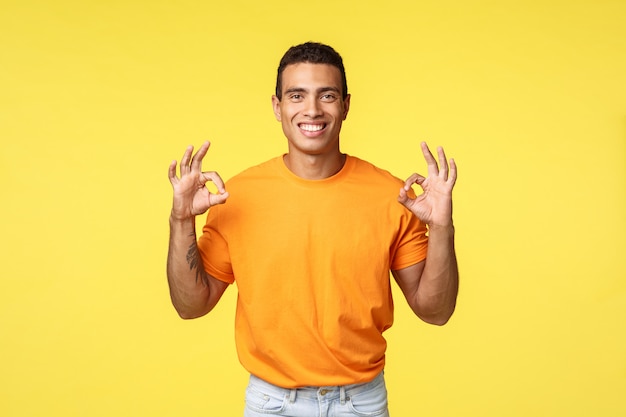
[271,95,281,121]
[342,94,351,120]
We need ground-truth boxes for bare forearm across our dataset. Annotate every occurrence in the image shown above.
[166,142,229,318]
[416,224,458,325]
[167,215,212,319]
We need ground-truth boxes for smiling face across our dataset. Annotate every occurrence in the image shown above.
[272,62,350,161]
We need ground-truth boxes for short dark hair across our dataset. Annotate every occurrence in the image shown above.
[275,42,348,100]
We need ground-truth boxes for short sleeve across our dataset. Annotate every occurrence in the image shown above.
[390,208,429,271]
[197,206,235,284]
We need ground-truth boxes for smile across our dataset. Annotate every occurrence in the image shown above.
[299,123,326,132]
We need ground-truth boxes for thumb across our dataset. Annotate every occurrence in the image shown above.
[397,186,412,206]
[210,191,230,207]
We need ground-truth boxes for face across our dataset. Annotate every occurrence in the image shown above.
[272,63,350,159]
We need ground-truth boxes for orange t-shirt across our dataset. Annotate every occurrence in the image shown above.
[198,155,428,388]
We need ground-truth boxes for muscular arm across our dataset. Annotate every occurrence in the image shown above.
[167,216,228,319]
[392,224,458,325]
[395,142,459,325]
[166,142,229,319]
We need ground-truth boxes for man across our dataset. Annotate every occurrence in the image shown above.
[167,42,458,417]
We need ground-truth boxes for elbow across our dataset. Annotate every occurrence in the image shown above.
[171,301,210,320]
[176,309,204,320]
[421,311,454,326]
[412,287,458,326]
[169,290,213,320]
[414,302,456,326]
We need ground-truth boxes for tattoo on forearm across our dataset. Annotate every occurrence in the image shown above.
[186,241,210,287]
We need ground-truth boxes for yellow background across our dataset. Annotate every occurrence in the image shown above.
[1,0,625,415]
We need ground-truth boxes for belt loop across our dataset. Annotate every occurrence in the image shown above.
[289,388,297,403]
[340,386,346,405]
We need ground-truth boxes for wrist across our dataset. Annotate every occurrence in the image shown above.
[427,223,455,235]
[169,211,195,225]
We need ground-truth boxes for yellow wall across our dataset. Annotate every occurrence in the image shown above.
[1,1,624,415]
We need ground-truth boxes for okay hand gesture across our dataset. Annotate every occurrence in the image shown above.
[168,141,229,221]
[398,142,457,227]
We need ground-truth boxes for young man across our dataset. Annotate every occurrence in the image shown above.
[167,42,458,417]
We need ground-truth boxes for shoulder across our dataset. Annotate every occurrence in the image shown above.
[225,156,282,187]
[347,155,404,187]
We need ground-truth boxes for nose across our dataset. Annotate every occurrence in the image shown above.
[303,97,323,118]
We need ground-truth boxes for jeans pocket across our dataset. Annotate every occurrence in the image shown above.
[346,389,389,417]
[245,385,288,414]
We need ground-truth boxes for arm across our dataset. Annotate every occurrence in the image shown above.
[167,142,230,319]
[394,142,459,325]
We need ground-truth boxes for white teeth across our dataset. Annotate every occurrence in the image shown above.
[300,124,324,132]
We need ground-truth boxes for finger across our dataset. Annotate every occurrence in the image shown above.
[210,190,230,207]
[201,171,227,193]
[448,158,457,186]
[403,173,426,190]
[421,142,439,177]
[168,160,178,184]
[190,141,211,172]
[403,174,418,190]
[180,145,194,176]
[437,146,449,180]
[397,186,410,204]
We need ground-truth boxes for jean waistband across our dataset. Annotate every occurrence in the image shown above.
[248,371,385,403]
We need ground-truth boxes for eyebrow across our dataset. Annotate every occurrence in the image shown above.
[284,86,341,95]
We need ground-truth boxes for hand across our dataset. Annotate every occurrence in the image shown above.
[398,142,457,227]
[168,141,229,221]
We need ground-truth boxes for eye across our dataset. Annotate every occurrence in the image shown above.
[321,94,337,102]
[289,94,303,101]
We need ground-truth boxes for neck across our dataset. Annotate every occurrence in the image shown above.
[283,152,346,180]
